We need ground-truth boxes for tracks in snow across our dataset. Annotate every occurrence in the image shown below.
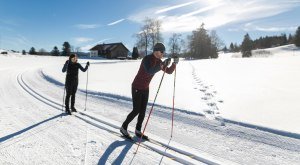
[16,70,230,165]
[189,62,223,120]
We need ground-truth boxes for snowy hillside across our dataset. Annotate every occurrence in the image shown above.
[1,45,300,164]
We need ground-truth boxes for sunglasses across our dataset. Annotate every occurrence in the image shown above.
[160,50,164,53]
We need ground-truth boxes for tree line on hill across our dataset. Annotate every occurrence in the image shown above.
[22,20,300,59]
[226,27,300,57]
[24,42,85,56]
[131,17,300,59]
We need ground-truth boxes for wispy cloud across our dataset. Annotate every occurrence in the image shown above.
[94,38,113,44]
[4,35,37,49]
[155,1,198,14]
[80,38,113,52]
[243,22,297,32]
[75,24,101,29]
[0,18,18,26]
[178,2,223,18]
[107,19,125,26]
[17,35,38,47]
[128,0,300,33]
[0,25,14,32]
[74,37,94,43]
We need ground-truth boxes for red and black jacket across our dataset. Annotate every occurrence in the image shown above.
[132,54,176,90]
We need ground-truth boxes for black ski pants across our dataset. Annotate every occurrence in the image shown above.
[122,87,149,131]
[65,80,78,109]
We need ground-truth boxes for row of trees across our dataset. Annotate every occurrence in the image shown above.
[134,18,222,59]
[133,17,300,59]
[240,26,300,57]
[25,42,80,56]
[226,34,294,53]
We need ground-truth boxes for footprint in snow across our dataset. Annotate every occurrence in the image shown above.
[199,89,206,92]
[89,140,97,144]
[201,97,209,100]
[207,103,216,107]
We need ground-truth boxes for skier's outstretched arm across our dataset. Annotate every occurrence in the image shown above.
[62,60,69,73]
[79,62,90,72]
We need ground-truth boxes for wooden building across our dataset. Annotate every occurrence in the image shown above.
[89,42,129,59]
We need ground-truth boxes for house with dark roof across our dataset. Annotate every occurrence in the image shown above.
[89,42,129,59]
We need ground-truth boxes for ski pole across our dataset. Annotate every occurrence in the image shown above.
[62,86,66,114]
[62,60,69,115]
[134,66,168,154]
[84,67,89,111]
[171,67,176,137]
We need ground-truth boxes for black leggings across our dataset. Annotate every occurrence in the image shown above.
[65,83,78,109]
[122,87,149,131]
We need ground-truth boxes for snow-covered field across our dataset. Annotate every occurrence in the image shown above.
[43,44,300,135]
[1,45,300,164]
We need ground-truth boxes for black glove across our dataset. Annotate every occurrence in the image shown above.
[162,58,171,67]
[173,56,179,64]
[87,61,90,66]
[65,60,70,66]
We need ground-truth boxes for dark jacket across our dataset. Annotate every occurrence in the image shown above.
[62,61,88,86]
[132,54,176,90]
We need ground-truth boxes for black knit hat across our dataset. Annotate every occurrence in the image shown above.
[69,54,76,60]
[153,43,165,52]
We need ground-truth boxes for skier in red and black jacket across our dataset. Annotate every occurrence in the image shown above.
[120,43,179,139]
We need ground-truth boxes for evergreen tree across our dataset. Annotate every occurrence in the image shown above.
[294,26,300,47]
[281,34,288,45]
[241,33,253,57]
[22,50,26,55]
[229,43,234,52]
[187,23,218,59]
[233,43,240,52]
[132,47,139,59]
[61,42,71,56]
[288,34,294,44]
[29,47,36,55]
[51,46,60,56]
[222,46,228,52]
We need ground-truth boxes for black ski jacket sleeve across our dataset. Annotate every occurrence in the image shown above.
[62,61,68,73]
[78,63,88,72]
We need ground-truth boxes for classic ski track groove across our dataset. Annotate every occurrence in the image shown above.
[16,70,222,165]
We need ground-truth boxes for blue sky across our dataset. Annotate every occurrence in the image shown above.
[0,0,300,52]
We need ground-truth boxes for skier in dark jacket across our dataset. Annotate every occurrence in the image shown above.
[62,54,90,115]
[120,43,179,139]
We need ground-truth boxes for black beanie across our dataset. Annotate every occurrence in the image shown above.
[69,54,76,60]
[153,43,165,52]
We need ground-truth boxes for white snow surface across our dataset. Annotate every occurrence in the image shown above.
[0,45,300,164]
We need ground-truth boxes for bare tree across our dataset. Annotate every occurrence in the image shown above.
[210,30,224,51]
[70,45,75,53]
[168,33,184,56]
[75,47,81,53]
[135,17,163,56]
[149,19,163,49]
[39,48,48,55]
